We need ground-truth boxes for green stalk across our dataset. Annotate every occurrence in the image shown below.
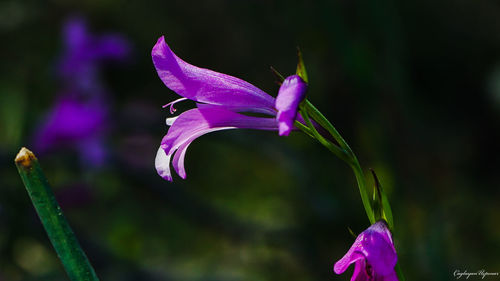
[302,100,375,224]
[350,160,375,224]
[300,101,405,280]
[395,263,406,281]
[15,147,100,281]
[303,100,353,154]
[299,106,351,164]
[294,119,316,139]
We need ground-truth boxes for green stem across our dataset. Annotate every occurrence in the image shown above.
[303,100,375,224]
[350,160,376,224]
[303,100,353,154]
[298,107,351,164]
[395,263,406,281]
[15,147,100,281]
[294,119,316,139]
[301,100,404,280]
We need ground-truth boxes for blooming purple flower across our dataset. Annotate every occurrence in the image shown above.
[334,221,398,281]
[152,36,307,180]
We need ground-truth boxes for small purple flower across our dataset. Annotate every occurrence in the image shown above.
[152,36,307,180]
[334,221,399,281]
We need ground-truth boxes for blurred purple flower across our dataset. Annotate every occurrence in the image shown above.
[33,96,108,166]
[32,17,130,166]
[152,36,307,181]
[59,17,130,92]
[334,221,399,281]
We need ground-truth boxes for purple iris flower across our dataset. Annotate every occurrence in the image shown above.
[33,17,129,166]
[152,36,307,181]
[334,221,399,281]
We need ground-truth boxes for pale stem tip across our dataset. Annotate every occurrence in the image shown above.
[15,147,37,168]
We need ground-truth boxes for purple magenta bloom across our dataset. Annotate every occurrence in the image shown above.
[152,36,308,180]
[275,75,307,136]
[334,221,399,281]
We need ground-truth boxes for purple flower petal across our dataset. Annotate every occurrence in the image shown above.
[152,36,276,115]
[275,75,307,136]
[334,249,365,274]
[361,222,398,276]
[381,270,399,281]
[171,141,190,179]
[156,107,278,180]
[195,102,275,114]
[352,259,370,281]
[334,221,398,280]
[161,107,277,155]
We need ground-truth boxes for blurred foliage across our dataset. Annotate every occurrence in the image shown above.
[1,0,500,280]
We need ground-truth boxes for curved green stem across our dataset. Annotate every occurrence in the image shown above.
[302,100,375,224]
[294,119,316,139]
[299,99,403,280]
[298,108,351,164]
[350,159,375,224]
[303,100,353,155]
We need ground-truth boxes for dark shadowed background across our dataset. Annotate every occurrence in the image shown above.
[1,0,500,280]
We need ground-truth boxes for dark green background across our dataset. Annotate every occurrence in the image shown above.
[1,0,499,280]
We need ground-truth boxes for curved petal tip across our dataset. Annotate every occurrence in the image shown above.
[333,251,364,275]
[278,121,292,136]
[155,146,173,181]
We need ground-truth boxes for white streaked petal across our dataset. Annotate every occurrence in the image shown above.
[166,116,179,126]
[155,146,172,181]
